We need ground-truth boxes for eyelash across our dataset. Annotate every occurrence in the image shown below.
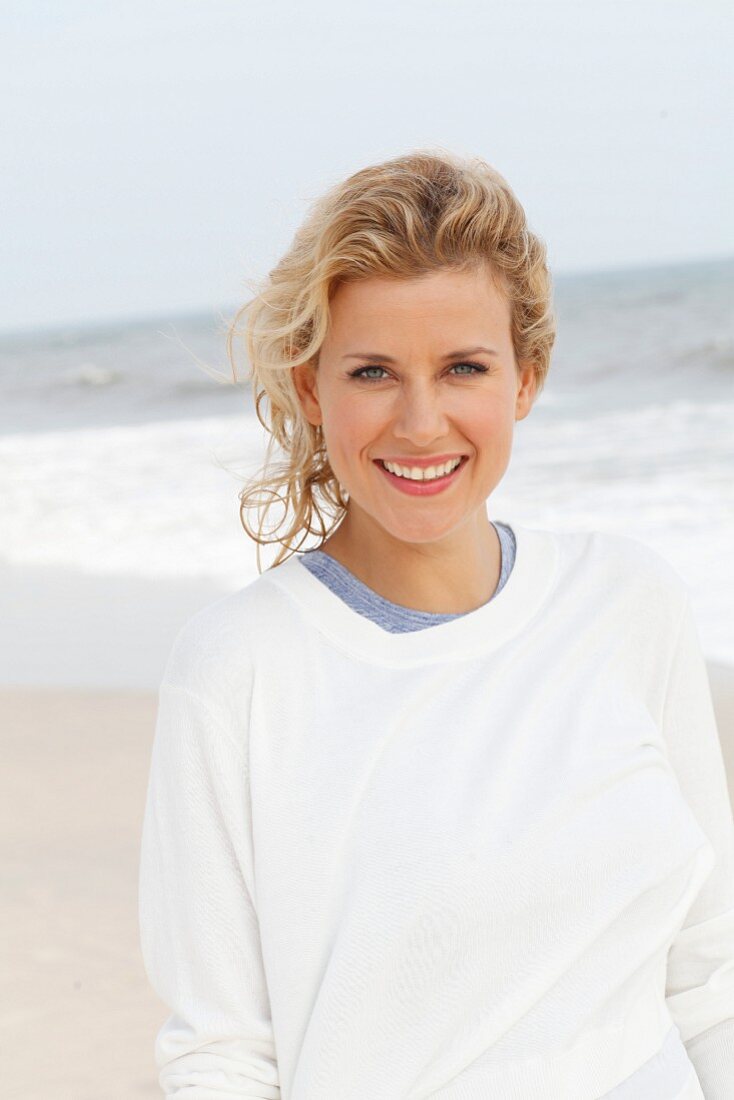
[347,361,490,383]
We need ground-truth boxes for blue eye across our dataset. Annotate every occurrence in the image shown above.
[348,361,489,383]
[451,362,489,376]
[348,365,388,382]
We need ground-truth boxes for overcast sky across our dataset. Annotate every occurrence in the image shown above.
[2,0,733,333]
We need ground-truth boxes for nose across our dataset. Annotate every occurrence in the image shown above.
[391,382,452,446]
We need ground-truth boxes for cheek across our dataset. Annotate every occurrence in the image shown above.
[465,400,510,443]
[328,399,383,447]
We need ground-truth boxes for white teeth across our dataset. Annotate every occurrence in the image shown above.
[382,457,463,481]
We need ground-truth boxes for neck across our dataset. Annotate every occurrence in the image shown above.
[317,508,502,615]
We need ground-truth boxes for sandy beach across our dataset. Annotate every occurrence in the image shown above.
[2,663,733,1098]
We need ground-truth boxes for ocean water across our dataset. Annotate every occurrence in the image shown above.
[1,257,732,663]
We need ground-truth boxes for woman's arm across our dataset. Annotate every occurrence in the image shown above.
[663,589,734,1098]
[138,680,281,1098]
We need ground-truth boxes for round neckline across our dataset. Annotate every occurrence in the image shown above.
[300,519,514,624]
[262,521,560,667]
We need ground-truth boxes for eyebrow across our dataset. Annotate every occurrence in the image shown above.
[342,346,499,363]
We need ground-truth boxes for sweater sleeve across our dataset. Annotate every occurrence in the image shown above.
[662,589,734,1098]
[138,680,281,1098]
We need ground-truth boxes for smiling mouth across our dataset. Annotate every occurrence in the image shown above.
[374,455,469,484]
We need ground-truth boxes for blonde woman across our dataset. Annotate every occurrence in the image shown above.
[138,151,734,1098]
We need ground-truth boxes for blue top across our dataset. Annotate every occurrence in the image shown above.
[299,520,516,633]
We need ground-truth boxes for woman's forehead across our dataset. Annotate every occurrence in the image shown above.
[325,269,512,348]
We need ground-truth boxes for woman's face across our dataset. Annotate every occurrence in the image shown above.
[293,264,537,548]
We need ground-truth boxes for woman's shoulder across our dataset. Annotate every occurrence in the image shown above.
[537,522,688,612]
[159,568,285,703]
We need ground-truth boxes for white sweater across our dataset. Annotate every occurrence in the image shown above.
[138,522,734,1098]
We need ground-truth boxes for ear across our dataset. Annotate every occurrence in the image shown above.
[292,360,323,428]
[514,360,538,422]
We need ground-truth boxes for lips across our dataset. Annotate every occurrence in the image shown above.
[374,455,469,496]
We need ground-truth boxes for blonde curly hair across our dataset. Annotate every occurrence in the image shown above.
[227,148,555,572]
